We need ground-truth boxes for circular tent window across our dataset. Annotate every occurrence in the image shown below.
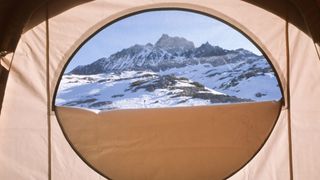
[54,9,283,180]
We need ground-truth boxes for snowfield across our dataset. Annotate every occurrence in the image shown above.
[56,61,281,111]
[56,34,282,111]
[56,71,226,110]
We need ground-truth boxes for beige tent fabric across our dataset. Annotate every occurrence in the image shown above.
[228,110,290,180]
[1,0,320,179]
[1,1,289,179]
[288,23,320,179]
[316,44,320,60]
[47,2,290,179]
[45,1,288,179]
[55,101,281,180]
[0,21,49,179]
[1,0,319,57]
[51,115,105,180]
[0,53,13,70]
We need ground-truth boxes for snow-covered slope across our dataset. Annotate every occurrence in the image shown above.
[56,71,251,110]
[56,34,282,110]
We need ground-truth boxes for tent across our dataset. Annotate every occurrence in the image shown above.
[0,0,319,179]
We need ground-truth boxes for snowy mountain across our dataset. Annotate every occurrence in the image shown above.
[56,34,282,110]
[70,34,256,74]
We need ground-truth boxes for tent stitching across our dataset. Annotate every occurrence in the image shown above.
[285,6,294,180]
[46,3,52,180]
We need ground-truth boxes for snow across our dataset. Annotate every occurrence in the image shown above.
[201,87,225,95]
[88,89,101,95]
[175,81,195,87]
[56,70,219,110]
[55,98,66,104]
[56,59,281,111]
[56,50,282,111]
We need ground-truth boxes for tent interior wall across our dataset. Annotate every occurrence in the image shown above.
[0,0,319,179]
[0,0,320,56]
[1,1,320,113]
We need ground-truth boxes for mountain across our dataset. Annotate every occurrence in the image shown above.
[57,34,282,110]
[155,34,195,53]
[70,34,259,74]
[194,42,227,57]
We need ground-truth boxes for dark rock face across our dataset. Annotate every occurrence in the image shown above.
[155,34,195,53]
[70,58,108,75]
[194,42,228,57]
[69,34,263,75]
[89,101,112,108]
[218,65,272,90]
[126,74,249,103]
[63,98,97,106]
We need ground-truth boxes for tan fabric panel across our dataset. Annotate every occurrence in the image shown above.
[51,114,106,180]
[291,0,320,45]
[0,0,291,179]
[1,0,318,55]
[0,22,49,179]
[48,3,146,178]
[288,23,320,179]
[316,43,320,61]
[0,52,13,70]
[228,109,290,180]
[0,0,45,53]
[45,1,289,179]
[55,101,281,180]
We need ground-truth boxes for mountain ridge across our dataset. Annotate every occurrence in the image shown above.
[70,34,261,75]
[57,34,282,110]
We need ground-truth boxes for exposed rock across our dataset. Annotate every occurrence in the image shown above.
[69,34,263,75]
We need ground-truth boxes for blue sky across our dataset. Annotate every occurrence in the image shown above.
[66,10,262,72]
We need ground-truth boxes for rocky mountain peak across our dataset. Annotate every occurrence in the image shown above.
[199,41,213,49]
[235,48,253,55]
[204,41,210,46]
[69,34,260,75]
[195,42,227,57]
[155,34,195,52]
[145,43,153,47]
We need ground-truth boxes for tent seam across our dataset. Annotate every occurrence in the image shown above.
[45,3,52,180]
[314,43,320,61]
[285,5,294,180]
